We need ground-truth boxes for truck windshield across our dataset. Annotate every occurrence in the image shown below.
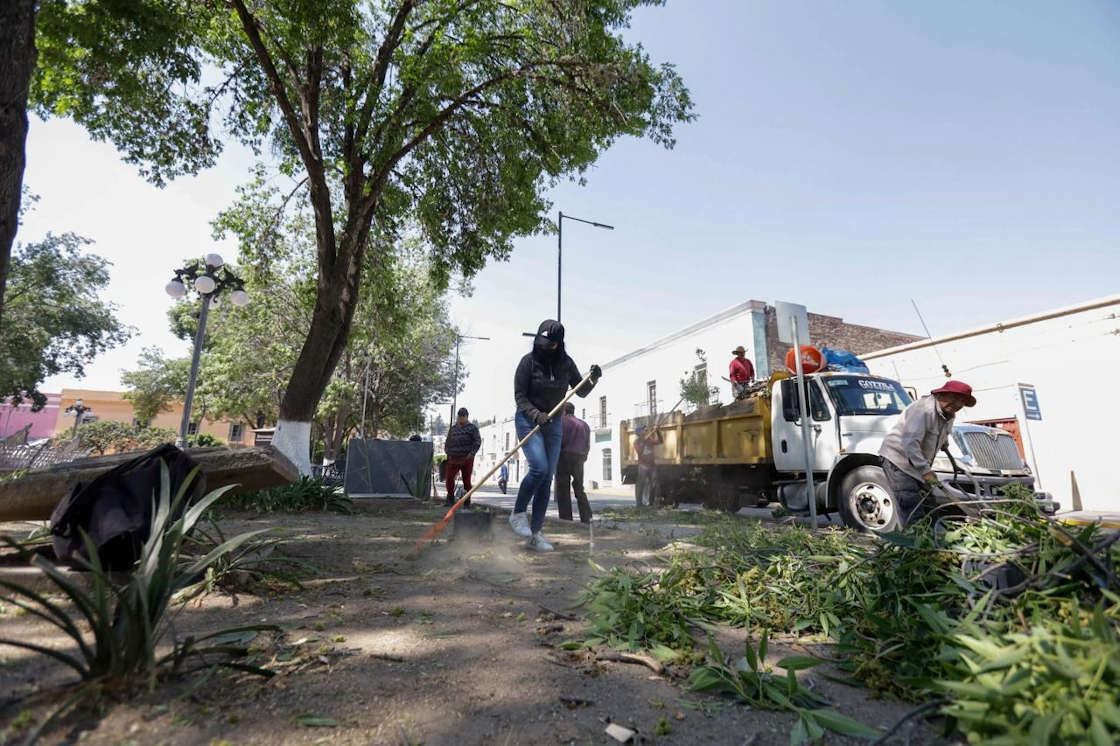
[823,376,912,416]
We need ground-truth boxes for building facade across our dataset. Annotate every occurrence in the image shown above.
[583,300,921,488]
[54,389,249,445]
[0,393,62,441]
[861,296,1120,513]
[475,416,524,487]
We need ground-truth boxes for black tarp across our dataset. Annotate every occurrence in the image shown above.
[344,439,433,498]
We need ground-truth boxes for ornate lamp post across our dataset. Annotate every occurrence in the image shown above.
[64,398,92,438]
[165,253,249,447]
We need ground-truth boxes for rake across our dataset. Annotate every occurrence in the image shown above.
[412,370,595,553]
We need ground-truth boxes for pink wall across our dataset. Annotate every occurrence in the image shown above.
[0,393,61,440]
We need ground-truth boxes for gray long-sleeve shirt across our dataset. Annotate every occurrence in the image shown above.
[878,395,954,481]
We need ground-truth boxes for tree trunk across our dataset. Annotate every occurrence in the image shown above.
[273,237,365,472]
[0,0,36,332]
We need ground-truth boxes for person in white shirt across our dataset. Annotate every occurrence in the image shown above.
[879,380,976,526]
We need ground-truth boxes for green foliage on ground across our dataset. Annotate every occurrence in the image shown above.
[219,477,353,515]
[581,496,1120,744]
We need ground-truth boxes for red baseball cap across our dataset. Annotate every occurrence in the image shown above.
[930,380,976,407]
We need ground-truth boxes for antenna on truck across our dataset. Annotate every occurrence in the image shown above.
[910,298,952,378]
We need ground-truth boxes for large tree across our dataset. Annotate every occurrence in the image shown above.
[148,174,460,456]
[33,0,693,469]
[0,232,132,408]
[0,0,37,332]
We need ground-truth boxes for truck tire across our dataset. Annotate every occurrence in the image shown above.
[838,466,900,533]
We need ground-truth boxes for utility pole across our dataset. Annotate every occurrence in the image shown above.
[450,334,490,422]
[557,211,614,323]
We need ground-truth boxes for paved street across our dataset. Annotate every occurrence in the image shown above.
[450,482,637,522]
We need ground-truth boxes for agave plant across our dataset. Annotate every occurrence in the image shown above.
[0,462,277,686]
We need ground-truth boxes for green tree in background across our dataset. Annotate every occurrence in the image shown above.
[0,232,131,409]
[24,0,693,469]
[121,347,190,426]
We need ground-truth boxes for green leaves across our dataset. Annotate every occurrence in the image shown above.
[581,502,1120,744]
[688,634,878,744]
[0,232,132,409]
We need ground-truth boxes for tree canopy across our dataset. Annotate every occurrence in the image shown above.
[0,231,132,409]
[31,0,694,468]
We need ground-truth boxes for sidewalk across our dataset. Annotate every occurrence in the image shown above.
[457,482,636,522]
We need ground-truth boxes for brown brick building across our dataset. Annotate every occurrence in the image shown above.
[756,301,923,376]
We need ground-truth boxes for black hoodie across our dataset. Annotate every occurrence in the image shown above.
[514,320,595,421]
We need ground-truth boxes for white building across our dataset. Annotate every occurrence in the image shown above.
[861,296,1120,513]
[476,416,524,485]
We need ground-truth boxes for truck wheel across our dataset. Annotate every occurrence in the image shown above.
[839,466,900,533]
[713,481,739,512]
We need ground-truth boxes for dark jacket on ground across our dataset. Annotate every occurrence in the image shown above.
[514,319,596,421]
[444,422,481,459]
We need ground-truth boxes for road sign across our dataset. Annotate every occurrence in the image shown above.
[1018,384,1042,421]
[774,301,809,345]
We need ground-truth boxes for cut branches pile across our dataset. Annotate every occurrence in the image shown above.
[580,492,1120,744]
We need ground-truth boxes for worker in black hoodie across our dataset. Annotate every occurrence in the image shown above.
[509,319,601,550]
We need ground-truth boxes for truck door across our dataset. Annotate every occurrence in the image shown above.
[772,377,837,473]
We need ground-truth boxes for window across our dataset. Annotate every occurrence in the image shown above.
[647,380,657,416]
[599,396,607,428]
[187,421,200,436]
[780,379,830,422]
[602,448,612,481]
[228,423,244,443]
[504,432,510,450]
[581,408,586,421]
[823,376,913,416]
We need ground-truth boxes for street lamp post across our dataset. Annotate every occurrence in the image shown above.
[557,211,614,323]
[64,398,92,438]
[450,334,490,423]
[165,253,250,447]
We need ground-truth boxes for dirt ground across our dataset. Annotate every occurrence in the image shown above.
[0,500,947,745]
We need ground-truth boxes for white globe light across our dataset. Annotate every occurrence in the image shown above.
[194,275,216,293]
[165,279,186,298]
[230,289,250,307]
[205,253,224,269]
[209,295,222,309]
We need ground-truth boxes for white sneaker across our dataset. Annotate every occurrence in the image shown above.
[526,532,554,552]
[508,511,531,537]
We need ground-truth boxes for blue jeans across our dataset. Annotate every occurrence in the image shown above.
[513,410,563,534]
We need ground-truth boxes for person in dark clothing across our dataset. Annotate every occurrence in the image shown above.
[555,402,593,522]
[509,319,601,551]
[444,407,481,506]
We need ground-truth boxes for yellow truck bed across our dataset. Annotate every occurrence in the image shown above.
[620,396,774,472]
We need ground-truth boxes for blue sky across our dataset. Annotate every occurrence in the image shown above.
[21,0,1120,426]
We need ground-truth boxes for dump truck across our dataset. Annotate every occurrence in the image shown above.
[619,370,1052,532]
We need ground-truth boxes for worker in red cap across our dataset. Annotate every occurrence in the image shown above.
[729,345,755,400]
[879,380,976,526]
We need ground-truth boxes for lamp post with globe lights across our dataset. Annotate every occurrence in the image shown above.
[64,398,92,438]
[165,254,250,447]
